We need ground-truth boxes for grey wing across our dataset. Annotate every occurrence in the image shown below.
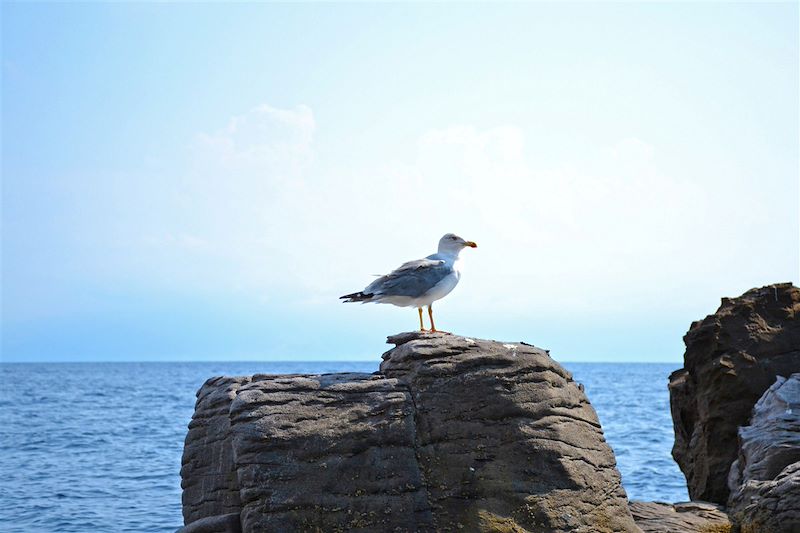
[365,259,451,298]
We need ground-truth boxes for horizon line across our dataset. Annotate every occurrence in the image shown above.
[0,359,684,365]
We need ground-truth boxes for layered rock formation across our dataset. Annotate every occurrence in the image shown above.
[180,332,639,533]
[727,373,800,532]
[669,283,800,503]
[181,376,251,526]
[628,501,731,533]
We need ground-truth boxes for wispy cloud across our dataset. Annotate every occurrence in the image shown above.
[194,103,315,171]
[383,126,707,312]
[30,104,782,320]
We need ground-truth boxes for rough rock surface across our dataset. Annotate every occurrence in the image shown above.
[231,372,423,532]
[379,333,636,532]
[179,332,638,533]
[629,501,731,532]
[177,513,242,533]
[181,376,252,525]
[669,283,800,503]
[727,374,800,532]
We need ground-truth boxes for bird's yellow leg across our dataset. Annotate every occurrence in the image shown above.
[428,304,437,332]
[417,307,426,331]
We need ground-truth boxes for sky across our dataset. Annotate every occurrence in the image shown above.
[2,2,798,363]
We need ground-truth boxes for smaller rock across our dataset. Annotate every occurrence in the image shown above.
[629,501,731,532]
[728,463,800,533]
[669,283,800,503]
[728,374,800,489]
[727,373,800,532]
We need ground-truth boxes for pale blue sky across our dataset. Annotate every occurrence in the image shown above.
[2,2,798,362]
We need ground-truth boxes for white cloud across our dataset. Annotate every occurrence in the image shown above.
[119,104,322,298]
[115,106,790,321]
[194,103,315,170]
[612,137,655,167]
[393,126,710,313]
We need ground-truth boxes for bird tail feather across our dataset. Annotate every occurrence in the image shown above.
[339,291,374,303]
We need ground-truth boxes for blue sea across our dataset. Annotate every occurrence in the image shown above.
[0,361,688,532]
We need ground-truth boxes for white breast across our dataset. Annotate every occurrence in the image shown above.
[420,271,461,305]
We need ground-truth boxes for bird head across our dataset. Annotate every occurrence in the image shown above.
[438,233,477,255]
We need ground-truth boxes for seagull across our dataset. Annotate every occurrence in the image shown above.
[340,233,477,332]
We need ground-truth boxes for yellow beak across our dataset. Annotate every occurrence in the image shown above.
[465,241,477,248]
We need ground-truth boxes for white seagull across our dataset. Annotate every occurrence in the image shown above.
[340,233,477,332]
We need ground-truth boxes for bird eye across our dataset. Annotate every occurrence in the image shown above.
[451,236,457,240]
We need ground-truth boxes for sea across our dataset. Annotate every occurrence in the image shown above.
[0,361,688,532]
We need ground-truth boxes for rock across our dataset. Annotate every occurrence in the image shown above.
[181,376,251,525]
[669,283,800,503]
[727,461,800,533]
[176,513,242,533]
[727,374,800,532]
[629,500,731,532]
[728,374,800,490]
[230,372,424,532]
[179,332,639,532]
[379,332,637,532]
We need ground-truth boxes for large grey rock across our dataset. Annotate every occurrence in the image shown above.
[179,332,639,533]
[379,333,637,532]
[669,283,800,503]
[727,374,800,532]
[629,501,731,532]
